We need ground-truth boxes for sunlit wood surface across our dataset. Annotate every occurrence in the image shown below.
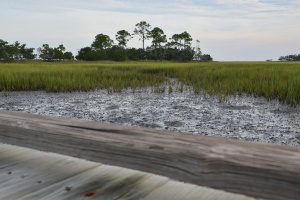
[0,144,253,200]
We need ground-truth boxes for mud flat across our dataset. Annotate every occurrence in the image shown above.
[1,88,300,147]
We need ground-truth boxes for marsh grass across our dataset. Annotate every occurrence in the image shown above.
[1,61,300,106]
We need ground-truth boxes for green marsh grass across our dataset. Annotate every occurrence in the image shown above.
[1,61,300,106]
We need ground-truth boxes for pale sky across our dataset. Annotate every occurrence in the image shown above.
[1,0,300,61]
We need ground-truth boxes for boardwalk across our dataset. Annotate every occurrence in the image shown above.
[0,144,253,200]
[1,110,300,199]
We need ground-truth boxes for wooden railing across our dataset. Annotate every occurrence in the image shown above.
[0,110,299,200]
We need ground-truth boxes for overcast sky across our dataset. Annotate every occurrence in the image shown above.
[1,0,299,61]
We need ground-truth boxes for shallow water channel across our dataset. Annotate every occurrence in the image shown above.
[1,89,300,147]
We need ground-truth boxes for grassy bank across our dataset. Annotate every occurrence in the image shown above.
[1,61,300,105]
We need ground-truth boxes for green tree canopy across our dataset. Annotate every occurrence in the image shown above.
[37,44,55,61]
[76,47,98,61]
[149,27,167,61]
[0,40,9,61]
[180,31,193,48]
[1,21,212,62]
[116,30,132,47]
[0,39,36,61]
[169,31,193,49]
[150,27,167,48]
[53,44,66,60]
[133,21,151,51]
[38,44,68,61]
[279,54,300,61]
[64,51,74,60]
[91,34,113,50]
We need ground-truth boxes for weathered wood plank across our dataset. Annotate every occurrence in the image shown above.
[0,110,300,199]
[143,181,245,200]
[0,144,253,200]
[0,149,100,199]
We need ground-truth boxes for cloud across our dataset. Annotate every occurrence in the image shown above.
[1,0,300,61]
[3,0,300,19]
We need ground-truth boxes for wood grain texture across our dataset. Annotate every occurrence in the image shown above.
[0,144,253,200]
[0,110,300,200]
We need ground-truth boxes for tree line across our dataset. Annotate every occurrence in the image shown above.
[0,39,36,61]
[76,21,212,62]
[0,39,74,62]
[0,21,212,62]
[278,54,300,61]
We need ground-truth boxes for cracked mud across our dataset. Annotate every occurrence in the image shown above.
[1,88,300,147]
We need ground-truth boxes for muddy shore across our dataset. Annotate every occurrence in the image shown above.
[1,89,300,147]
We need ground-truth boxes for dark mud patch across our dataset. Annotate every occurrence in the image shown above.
[135,121,162,129]
[270,109,299,114]
[164,121,184,127]
[71,100,84,104]
[6,102,22,106]
[111,117,132,124]
[253,102,266,106]
[173,105,190,110]
[221,105,252,110]
[106,105,120,110]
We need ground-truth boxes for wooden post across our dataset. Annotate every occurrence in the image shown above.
[0,110,299,200]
